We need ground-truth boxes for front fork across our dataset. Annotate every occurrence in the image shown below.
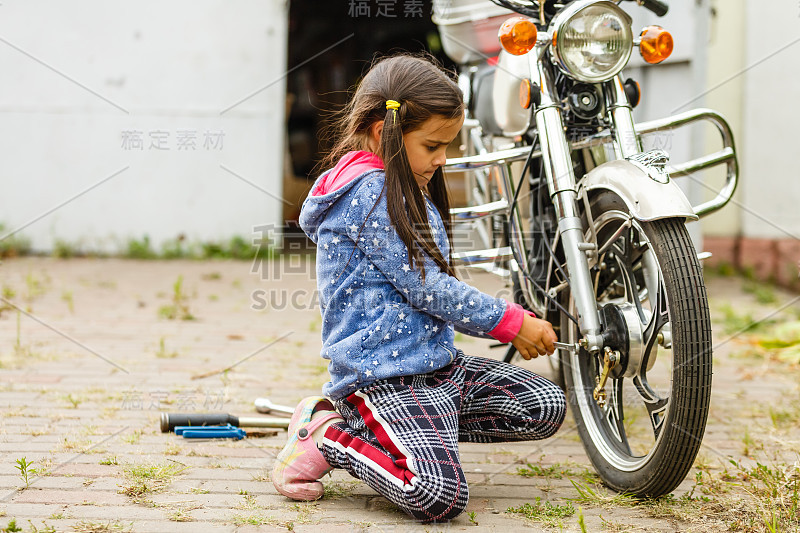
[530,51,640,353]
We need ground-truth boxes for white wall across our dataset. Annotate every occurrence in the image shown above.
[0,0,288,253]
[740,0,800,239]
[701,0,745,237]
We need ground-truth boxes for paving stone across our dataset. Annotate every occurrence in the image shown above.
[12,488,127,505]
[130,520,236,533]
[0,258,796,532]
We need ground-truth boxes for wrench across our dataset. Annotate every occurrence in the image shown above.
[554,341,580,353]
[254,398,295,416]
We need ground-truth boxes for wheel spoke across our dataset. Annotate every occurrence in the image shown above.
[640,268,669,372]
[604,378,632,454]
[632,372,669,440]
[608,229,647,323]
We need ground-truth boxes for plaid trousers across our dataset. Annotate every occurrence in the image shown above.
[321,352,567,522]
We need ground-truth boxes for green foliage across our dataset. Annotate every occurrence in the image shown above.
[516,462,571,479]
[120,462,186,498]
[0,223,31,258]
[158,276,194,321]
[1,519,22,533]
[26,521,55,533]
[52,239,80,258]
[507,498,575,527]
[717,303,775,335]
[126,235,157,259]
[160,236,190,259]
[743,280,778,304]
[128,234,274,260]
[155,337,179,358]
[577,507,587,532]
[14,457,37,489]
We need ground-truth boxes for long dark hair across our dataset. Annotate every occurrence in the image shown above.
[320,54,464,281]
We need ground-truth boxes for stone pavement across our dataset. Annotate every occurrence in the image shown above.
[0,257,798,532]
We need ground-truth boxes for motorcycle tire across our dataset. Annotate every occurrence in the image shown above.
[561,190,712,497]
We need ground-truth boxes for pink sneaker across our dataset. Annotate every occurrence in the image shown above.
[272,396,342,501]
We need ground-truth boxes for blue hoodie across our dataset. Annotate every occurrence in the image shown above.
[299,151,528,400]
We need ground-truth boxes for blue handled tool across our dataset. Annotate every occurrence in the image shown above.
[175,424,247,440]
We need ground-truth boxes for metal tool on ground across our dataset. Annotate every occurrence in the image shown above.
[175,424,247,440]
[160,412,290,433]
[254,398,295,416]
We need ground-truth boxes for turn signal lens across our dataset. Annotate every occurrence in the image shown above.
[499,16,538,56]
[639,26,673,64]
[519,79,532,109]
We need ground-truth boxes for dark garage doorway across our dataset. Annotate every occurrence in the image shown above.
[282,1,454,224]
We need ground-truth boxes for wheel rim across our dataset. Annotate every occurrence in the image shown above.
[566,210,673,471]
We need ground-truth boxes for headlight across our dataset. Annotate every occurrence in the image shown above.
[551,0,633,83]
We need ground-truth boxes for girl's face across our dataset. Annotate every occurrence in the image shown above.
[368,114,464,189]
[402,115,464,188]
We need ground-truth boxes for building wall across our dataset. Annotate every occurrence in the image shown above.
[0,0,288,253]
[702,0,800,287]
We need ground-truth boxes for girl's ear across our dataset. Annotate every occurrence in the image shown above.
[367,120,384,153]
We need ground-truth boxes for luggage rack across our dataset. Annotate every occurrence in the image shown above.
[444,107,739,275]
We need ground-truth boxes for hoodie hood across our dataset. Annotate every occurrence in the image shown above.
[299,151,384,243]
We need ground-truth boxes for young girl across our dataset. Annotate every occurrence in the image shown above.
[273,54,566,522]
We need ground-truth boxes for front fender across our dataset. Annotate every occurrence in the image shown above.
[579,160,698,222]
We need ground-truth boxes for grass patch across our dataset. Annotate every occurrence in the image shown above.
[516,461,601,485]
[121,429,142,445]
[126,236,158,259]
[126,234,274,260]
[0,223,31,258]
[743,280,778,304]
[119,461,186,499]
[323,480,360,499]
[155,337,179,359]
[158,276,194,321]
[506,498,575,528]
[1,519,21,532]
[71,521,131,532]
[717,304,774,335]
[230,512,274,527]
[516,463,572,479]
[166,509,193,522]
[569,480,638,508]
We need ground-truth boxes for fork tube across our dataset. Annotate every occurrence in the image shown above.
[604,76,642,159]
[531,52,603,351]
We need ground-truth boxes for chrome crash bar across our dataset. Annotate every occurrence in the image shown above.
[446,108,739,272]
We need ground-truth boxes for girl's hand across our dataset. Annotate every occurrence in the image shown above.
[511,314,558,360]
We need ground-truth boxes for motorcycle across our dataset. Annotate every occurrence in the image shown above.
[434,0,738,497]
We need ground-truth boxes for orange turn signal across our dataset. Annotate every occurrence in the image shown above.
[499,16,537,56]
[639,26,673,64]
[519,79,532,109]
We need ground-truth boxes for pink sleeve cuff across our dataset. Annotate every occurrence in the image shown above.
[488,300,536,343]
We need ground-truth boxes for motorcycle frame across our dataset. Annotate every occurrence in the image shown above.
[445,45,739,351]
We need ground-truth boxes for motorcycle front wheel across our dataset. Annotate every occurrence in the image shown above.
[561,190,712,497]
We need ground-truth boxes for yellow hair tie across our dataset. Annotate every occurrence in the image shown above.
[385,100,400,123]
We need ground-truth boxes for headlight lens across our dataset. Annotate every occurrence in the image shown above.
[552,2,633,83]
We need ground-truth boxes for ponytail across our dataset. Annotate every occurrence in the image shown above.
[379,99,456,282]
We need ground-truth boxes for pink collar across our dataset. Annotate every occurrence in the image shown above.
[312,151,384,196]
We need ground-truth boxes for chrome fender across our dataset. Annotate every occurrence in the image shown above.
[579,159,698,222]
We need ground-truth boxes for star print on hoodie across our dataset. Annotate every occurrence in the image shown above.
[299,151,531,400]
